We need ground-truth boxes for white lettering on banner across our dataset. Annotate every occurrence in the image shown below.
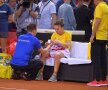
[0,11,7,13]
[18,39,30,42]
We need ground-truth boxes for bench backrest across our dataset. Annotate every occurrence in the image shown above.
[70,41,90,59]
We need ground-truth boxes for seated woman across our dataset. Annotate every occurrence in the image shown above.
[36,18,72,82]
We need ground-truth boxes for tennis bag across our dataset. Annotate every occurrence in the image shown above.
[0,53,13,79]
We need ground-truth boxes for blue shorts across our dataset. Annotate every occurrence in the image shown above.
[0,22,8,38]
[0,22,8,31]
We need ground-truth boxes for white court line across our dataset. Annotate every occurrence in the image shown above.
[0,87,28,90]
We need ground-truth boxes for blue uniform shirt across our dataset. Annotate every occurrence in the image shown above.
[10,33,42,66]
[0,4,13,32]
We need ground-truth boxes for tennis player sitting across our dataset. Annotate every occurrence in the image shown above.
[36,18,72,82]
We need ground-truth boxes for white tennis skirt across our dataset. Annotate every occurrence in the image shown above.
[49,48,70,58]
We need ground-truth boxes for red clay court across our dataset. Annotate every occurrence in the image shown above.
[0,79,108,90]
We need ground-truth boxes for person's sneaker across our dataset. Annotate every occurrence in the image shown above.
[48,75,57,82]
[12,71,22,80]
[20,72,31,81]
[99,80,108,86]
[87,80,101,86]
[12,73,20,80]
[35,74,43,80]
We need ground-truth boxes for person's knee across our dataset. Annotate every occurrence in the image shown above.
[41,52,49,60]
[54,53,61,60]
